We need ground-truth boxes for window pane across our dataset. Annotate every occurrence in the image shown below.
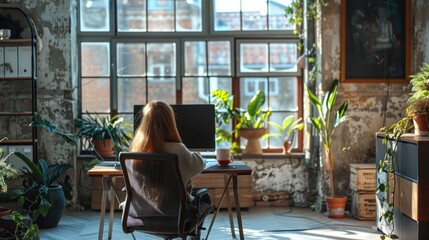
[118,78,146,112]
[147,43,176,76]
[80,0,110,32]
[81,42,110,77]
[212,77,233,93]
[208,41,231,76]
[117,0,146,32]
[269,77,298,111]
[182,77,209,104]
[269,0,294,30]
[117,43,146,77]
[176,0,202,32]
[148,0,174,32]
[184,41,206,76]
[82,77,110,112]
[240,43,268,72]
[242,0,267,31]
[182,77,232,104]
[270,43,298,72]
[213,0,240,31]
[240,77,268,110]
[148,78,176,103]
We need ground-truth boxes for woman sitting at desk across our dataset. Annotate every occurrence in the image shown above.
[129,100,211,238]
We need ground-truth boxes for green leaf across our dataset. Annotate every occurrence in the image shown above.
[309,117,321,131]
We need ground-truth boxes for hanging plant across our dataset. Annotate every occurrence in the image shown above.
[378,117,412,240]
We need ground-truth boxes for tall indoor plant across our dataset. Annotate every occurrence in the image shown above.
[307,79,350,218]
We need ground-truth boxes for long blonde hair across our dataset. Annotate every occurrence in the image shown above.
[129,100,182,210]
[130,100,182,152]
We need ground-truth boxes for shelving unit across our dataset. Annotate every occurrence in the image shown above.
[0,4,37,165]
[376,133,429,239]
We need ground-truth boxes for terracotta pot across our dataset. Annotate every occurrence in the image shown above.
[238,128,267,154]
[326,196,347,218]
[413,114,429,136]
[282,141,292,155]
[93,139,114,157]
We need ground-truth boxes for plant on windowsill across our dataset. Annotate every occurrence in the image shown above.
[262,115,304,154]
[211,89,271,154]
[74,113,132,159]
[307,79,350,218]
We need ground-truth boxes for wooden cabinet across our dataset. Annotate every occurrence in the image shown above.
[0,4,37,165]
[193,174,254,209]
[376,133,429,239]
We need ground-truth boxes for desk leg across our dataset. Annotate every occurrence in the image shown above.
[232,175,244,240]
[205,176,232,240]
[98,177,108,240]
[224,175,236,238]
[108,177,117,240]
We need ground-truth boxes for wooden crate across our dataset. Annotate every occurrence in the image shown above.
[350,163,376,191]
[351,191,376,220]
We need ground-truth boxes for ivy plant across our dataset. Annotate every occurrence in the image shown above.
[378,117,412,240]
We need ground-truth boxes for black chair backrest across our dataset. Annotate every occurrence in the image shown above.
[119,152,196,238]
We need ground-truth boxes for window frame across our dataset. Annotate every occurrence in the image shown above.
[77,0,303,153]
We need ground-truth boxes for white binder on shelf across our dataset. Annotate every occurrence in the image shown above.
[18,46,32,77]
[4,46,18,78]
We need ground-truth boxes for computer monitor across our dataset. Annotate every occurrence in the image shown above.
[133,104,216,151]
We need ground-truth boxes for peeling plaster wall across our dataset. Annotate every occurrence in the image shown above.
[317,0,428,198]
[7,0,78,208]
[243,157,309,207]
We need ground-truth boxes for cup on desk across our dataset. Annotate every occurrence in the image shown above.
[216,148,233,166]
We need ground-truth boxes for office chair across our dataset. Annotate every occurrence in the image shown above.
[119,152,213,240]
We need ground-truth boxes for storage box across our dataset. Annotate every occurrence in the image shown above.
[350,163,376,191]
[352,191,376,220]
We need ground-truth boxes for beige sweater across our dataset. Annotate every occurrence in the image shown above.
[163,142,205,200]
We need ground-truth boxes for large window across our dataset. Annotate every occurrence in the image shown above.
[78,0,301,152]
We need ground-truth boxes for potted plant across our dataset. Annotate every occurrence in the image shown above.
[0,137,18,216]
[307,79,350,218]
[0,137,40,239]
[74,113,132,158]
[11,154,72,229]
[262,115,304,154]
[406,63,429,135]
[211,90,271,154]
[10,115,75,229]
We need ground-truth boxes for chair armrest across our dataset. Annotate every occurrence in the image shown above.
[192,188,208,198]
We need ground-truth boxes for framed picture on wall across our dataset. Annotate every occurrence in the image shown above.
[341,0,410,83]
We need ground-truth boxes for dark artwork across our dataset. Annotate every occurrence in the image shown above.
[345,0,406,80]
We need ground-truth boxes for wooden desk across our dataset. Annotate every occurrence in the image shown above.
[88,161,252,240]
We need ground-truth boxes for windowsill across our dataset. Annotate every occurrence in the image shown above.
[200,152,305,160]
[77,152,305,161]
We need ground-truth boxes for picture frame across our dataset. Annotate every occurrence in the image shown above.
[341,0,410,83]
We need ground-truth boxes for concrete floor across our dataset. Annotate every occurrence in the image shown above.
[39,206,381,240]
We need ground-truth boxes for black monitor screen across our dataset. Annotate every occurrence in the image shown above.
[133,104,216,151]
